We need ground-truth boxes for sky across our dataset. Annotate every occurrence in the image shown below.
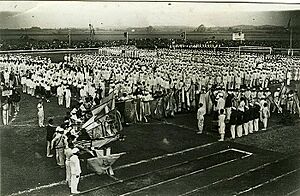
[0,1,300,29]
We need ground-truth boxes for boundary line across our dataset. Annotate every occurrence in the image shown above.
[116,141,219,170]
[286,187,300,196]
[79,148,246,194]
[178,157,291,196]
[234,168,300,195]
[8,141,218,196]
[119,153,252,196]
[230,148,253,156]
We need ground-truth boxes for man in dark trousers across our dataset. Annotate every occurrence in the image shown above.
[254,102,261,132]
[46,119,56,157]
[229,106,238,139]
[11,88,21,115]
[236,107,244,138]
[225,90,234,121]
[248,103,255,134]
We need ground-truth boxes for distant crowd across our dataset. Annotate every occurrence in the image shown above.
[1,39,300,51]
[1,47,300,132]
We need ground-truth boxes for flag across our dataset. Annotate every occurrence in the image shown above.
[91,103,108,116]
[90,136,119,148]
[81,92,119,141]
[87,152,126,175]
[232,32,245,41]
[82,116,95,129]
[90,91,115,116]
[100,91,115,111]
[124,32,128,38]
[85,121,100,131]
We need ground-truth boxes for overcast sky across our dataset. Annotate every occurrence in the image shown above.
[0,1,299,29]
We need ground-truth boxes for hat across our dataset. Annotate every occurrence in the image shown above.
[71,148,79,154]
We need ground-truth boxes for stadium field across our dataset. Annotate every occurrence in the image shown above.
[1,92,300,196]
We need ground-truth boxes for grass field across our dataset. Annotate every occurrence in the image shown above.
[1,93,300,196]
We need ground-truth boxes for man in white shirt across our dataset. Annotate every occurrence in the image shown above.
[197,103,206,134]
[65,87,72,109]
[57,85,64,106]
[70,148,81,194]
[37,100,44,127]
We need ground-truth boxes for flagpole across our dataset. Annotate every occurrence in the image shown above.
[289,28,293,55]
[68,29,71,48]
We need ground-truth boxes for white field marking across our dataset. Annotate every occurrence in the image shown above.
[234,168,300,195]
[79,148,246,195]
[230,148,253,156]
[108,175,122,182]
[119,153,252,196]
[8,141,218,196]
[9,181,67,196]
[286,187,300,196]
[178,158,287,196]
[116,141,219,170]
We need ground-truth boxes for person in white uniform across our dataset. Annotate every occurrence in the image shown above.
[65,87,72,109]
[37,99,44,127]
[70,148,81,194]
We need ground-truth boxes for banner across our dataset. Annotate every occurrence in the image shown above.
[92,103,108,116]
[90,136,119,148]
[232,32,245,41]
[87,152,125,175]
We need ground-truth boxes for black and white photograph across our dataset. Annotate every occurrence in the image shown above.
[0,0,300,195]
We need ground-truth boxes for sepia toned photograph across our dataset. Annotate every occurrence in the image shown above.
[0,1,300,195]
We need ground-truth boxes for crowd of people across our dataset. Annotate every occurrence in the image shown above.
[1,48,300,127]
[1,45,300,194]
[1,38,300,51]
[44,117,83,194]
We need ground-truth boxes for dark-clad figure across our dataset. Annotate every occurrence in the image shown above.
[248,103,255,134]
[254,102,261,132]
[46,119,56,157]
[243,106,250,136]
[236,107,244,138]
[229,106,238,139]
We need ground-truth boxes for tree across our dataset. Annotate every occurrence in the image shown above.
[146,26,155,33]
